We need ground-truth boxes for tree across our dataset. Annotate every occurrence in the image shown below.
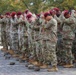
[0,0,76,14]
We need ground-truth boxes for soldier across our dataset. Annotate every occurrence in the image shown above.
[49,9,64,65]
[0,14,9,52]
[17,12,28,60]
[62,10,75,68]
[26,14,38,64]
[8,12,18,56]
[41,12,58,72]
[31,16,43,69]
[35,14,47,68]
[25,14,33,61]
[71,10,76,62]
[5,13,11,51]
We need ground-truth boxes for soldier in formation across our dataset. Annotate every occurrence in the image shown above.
[0,8,76,72]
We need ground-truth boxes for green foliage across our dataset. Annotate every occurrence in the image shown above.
[0,0,76,14]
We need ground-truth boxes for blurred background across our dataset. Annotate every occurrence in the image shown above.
[0,0,76,14]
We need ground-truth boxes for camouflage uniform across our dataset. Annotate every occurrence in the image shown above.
[62,17,75,64]
[32,18,43,63]
[26,21,33,58]
[9,17,18,52]
[5,17,11,50]
[17,17,28,56]
[71,12,76,61]
[41,17,58,66]
[54,15,64,64]
[0,18,8,50]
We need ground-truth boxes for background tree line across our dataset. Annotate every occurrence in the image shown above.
[0,0,76,14]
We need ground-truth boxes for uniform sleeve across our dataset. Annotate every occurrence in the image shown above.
[64,17,74,24]
[0,18,7,24]
[0,19,3,23]
[32,25,40,31]
[44,19,57,29]
[59,12,65,22]
[54,15,61,23]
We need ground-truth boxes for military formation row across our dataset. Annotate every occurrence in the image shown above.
[1,8,76,72]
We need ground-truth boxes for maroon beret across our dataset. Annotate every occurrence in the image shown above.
[53,7,60,12]
[64,10,69,17]
[5,12,10,16]
[44,12,50,18]
[36,14,40,17]
[17,12,22,16]
[49,10,53,15]
[11,12,16,17]
[26,14,32,19]
[25,9,29,14]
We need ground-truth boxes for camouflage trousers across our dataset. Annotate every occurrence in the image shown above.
[56,34,64,64]
[6,25,10,50]
[9,32,18,53]
[72,33,76,60]
[26,35,33,58]
[42,40,57,66]
[33,41,43,63]
[20,36,29,56]
[1,31,8,50]
[63,38,74,64]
